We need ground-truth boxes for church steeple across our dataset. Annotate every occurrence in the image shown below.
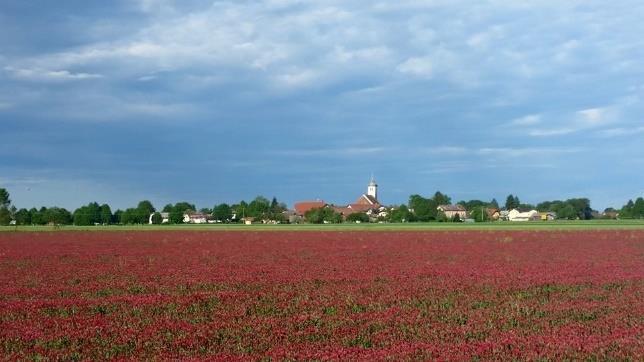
[367,174,378,200]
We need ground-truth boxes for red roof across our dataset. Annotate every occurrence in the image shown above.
[294,201,326,216]
[355,194,379,206]
[438,204,466,212]
[348,204,377,212]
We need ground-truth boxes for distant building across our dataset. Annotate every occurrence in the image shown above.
[294,200,327,216]
[293,176,387,221]
[540,212,557,221]
[508,209,540,222]
[437,204,468,220]
[486,208,501,221]
[183,211,209,224]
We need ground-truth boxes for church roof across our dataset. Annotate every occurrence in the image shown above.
[355,194,379,206]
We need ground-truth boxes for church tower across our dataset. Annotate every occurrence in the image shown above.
[367,175,378,201]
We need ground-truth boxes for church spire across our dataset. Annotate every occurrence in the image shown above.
[367,174,378,200]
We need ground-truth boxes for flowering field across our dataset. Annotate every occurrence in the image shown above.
[1,230,642,360]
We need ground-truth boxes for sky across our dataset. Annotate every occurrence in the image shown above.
[1,0,643,211]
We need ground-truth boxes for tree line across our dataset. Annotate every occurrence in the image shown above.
[0,187,643,226]
[0,189,290,226]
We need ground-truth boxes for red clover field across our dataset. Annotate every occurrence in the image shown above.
[1,230,642,360]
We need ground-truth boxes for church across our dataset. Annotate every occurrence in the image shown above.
[294,176,388,220]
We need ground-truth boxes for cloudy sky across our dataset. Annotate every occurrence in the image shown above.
[1,0,643,211]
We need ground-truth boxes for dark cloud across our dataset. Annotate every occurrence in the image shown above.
[1,0,643,210]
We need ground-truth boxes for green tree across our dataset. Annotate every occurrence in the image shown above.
[0,188,10,208]
[505,194,520,210]
[113,209,123,224]
[632,197,644,219]
[390,205,412,223]
[558,204,577,220]
[304,207,342,224]
[247,196,270,219]
[0,208,11,225]
[150,212,163,224]
[469,207,490,222]
[490,198,499,208]
[212,203,232,222]
[15,208,31,225]
[136,200,155,224]
[409,194,436,221]
[346,212,369,223]
[73,202,101,226]
[433,191,451,206]
[99,204,112,225]
[30,208,42,225]
[44,207,72,225]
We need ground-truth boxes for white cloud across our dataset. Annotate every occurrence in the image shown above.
[528,128,576,137]
[577,107,609,126]
[596,126,644,138]
[396,56,433,78]
[525,107,618,137]
[509,114,541,126]
[422,146,468,155]
[4,66,102,81]
[476,147,583,157]
[272,147,386,157]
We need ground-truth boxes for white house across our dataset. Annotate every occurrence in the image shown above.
[183,212,209,224]
[508,209,540,222]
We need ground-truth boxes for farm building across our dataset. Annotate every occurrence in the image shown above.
[508,209,540,222]
[486,208,501,220]
[437,204,468,220]
[183,212,209,224]
[540,212,557,221]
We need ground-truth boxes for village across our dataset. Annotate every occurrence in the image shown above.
[161,177,588,225]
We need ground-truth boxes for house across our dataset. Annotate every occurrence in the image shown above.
[486,208,501,221]
[148,212,170,224]
[294,200,326,216]
[242,217,255,225]
[283,210,301,224]
[183,211,209,224]
[602,210,619,219]
[437,204,468,220]
[540,212,557,221]
[508,209,540,222]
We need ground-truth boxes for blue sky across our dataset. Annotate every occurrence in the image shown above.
[1,0,643,211]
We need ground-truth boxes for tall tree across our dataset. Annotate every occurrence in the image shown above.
[212,203,232,222]
[632,197,644,219]
[390,205,412,223]
[432,191,451,206]
[99,204,112,225]
[0,208,11,225]
[0,188,10,208]
[409,194,435,221]
[505,194,520,210]
[247,196,270,219]
[136,200,155,224]
[150,212,163,225]
[14,208,31,225]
